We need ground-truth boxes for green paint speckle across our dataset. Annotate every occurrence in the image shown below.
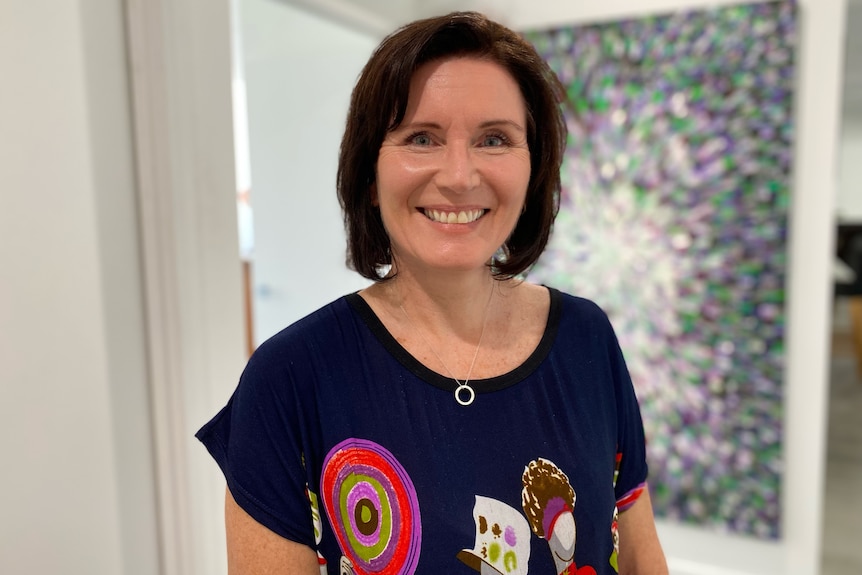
[504,550,518,572]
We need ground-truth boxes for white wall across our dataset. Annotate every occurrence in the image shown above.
[837,0,862,221]
[838,118,862,220]
[0,1,159,574]
[241,0,376,344]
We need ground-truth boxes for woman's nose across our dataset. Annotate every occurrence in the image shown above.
[434,144,480,193]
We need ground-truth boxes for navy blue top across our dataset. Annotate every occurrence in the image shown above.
[197,287,647,575]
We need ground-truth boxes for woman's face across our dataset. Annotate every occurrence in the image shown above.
[374,57,531,276]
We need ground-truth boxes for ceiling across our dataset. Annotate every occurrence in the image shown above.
[283,0,505,35]
[283,0,862,117]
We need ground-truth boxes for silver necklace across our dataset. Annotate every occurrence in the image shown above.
[398,287,494,406]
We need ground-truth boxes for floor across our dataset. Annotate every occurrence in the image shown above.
[821,298,862,574]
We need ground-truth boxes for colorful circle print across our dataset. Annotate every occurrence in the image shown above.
[321,438,422,574]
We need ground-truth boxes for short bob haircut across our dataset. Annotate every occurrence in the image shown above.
[337,11,567,280]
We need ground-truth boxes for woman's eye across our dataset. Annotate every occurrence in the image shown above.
[481,134,507,147]
[410,133,433,146]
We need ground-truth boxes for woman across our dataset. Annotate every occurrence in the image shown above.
[198,12,667,575]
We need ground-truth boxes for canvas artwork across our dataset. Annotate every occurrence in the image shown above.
[525,0,796,539]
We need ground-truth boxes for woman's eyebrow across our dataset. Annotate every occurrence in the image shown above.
[479,119,526,133]
[396,121,443,131]
[398,119,526,132]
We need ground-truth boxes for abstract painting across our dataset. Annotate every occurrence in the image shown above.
[525,0,796,539]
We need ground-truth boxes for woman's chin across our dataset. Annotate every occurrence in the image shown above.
[394,250,498,276]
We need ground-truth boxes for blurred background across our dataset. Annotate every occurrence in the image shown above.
[1,0,858,573]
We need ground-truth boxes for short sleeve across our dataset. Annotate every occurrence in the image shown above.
[195,341,316,547]
[605,319,649,511]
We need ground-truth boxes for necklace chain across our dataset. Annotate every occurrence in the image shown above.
[398,286,494,406]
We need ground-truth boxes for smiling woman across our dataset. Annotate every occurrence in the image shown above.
[337,12,566,283]
[373,57,531,276]
[196,11,666,575]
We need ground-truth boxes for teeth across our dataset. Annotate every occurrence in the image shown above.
[424,209,484,224]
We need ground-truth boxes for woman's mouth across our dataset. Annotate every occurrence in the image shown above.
[422,208,486,224]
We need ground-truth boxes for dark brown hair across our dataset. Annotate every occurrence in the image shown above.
[337,11,566,280]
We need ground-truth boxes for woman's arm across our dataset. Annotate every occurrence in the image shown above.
[617,487,668,575]
[225,488,320,575]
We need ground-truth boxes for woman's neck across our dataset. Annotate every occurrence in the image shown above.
[358,261,546,382]
[372,263,505,342]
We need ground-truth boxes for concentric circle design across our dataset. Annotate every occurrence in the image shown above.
[321,439,421,574]
[347,481,381,543]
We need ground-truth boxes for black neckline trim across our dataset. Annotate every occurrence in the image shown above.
[345,286,562,395]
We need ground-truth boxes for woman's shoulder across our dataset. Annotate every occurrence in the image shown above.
[529,283,608,318]
[554,288,606,312]
[246,295,358,370]
[540,284,616,334]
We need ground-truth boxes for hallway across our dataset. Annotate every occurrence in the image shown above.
[821,298,862,574]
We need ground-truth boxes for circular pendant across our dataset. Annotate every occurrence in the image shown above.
[454,382,476,406]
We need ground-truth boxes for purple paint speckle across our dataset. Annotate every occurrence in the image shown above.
[504,525,517,547]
